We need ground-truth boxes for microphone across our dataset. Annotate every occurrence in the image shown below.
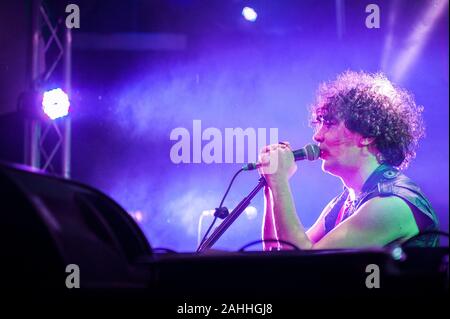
[242,143,320,171]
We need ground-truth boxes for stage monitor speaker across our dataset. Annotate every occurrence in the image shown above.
[0,162,153,290]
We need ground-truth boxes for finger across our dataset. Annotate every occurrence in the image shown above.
[261,145,271,153]
[263,144,276,153]
[279,141,292,150]
[259,152,269,163]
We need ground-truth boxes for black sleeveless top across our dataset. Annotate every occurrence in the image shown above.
[324,164,439,247]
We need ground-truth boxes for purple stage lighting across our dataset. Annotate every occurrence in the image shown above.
[42,88,70,120]
[242,6,257,22]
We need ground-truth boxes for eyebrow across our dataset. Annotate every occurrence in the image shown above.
[314,112,337,123]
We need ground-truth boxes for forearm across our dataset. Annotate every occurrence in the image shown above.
[269,180,312,250]
[262,186,279,251]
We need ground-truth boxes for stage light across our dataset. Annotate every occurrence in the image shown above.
[197,206,258,246]
[42,88,70,120]
[244,206,257,220]
[201,209,215,216]
[391,0,448,81]
[201,206,257,219]
[130,210,144,223]
[242,7,257,22]
[390,246,406,261]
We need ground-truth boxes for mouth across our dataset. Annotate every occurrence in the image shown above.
[319,148,329,159]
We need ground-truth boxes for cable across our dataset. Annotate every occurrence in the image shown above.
[219,168,244,208]
[197,168,244,251]
[197,216,218,250]
[197,212,208,247]
[238,239,301,252]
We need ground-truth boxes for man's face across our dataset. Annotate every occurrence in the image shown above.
[312,120,363,176]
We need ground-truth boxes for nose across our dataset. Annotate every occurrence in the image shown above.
[313,126,325,143]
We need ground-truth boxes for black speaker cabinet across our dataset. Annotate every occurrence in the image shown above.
[0,162,153,290]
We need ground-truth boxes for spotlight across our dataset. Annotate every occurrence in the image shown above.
[42,88,70,120]
[197,206,258,246]
[201,209,215,216]
[242,6,257,22]
[201,206,257,219]
[130,210,145,223]
[244,205,257,220]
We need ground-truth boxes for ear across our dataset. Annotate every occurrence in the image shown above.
[358,136,376,147]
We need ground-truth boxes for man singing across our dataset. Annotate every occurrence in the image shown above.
[259,71,439,250]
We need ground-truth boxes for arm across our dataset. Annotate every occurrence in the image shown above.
[311,196,420,249]
[305,200,333,244]
[259,144,419,250]
[266,179,312,249]
[262,186,278,251]
[259,143,313,250]
[262,181,331,250]
[265,184,419,250]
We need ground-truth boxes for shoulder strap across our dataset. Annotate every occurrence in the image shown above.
[323,164,439,247]
[355,170,439,230]
[353,167,440,247]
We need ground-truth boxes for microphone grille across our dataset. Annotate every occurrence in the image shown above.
[305,144,320,161]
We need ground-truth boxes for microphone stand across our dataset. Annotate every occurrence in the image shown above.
[197,177,267,253]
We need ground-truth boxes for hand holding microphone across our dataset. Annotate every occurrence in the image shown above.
[243,143,320,185]
[197,142,319,252]
[243,143,320,170]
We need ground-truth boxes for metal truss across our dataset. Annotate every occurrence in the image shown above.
[25,0,72,178]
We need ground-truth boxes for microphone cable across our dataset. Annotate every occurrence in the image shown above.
[197,168,244,251]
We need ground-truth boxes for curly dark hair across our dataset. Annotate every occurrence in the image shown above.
[310,71,425,170]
